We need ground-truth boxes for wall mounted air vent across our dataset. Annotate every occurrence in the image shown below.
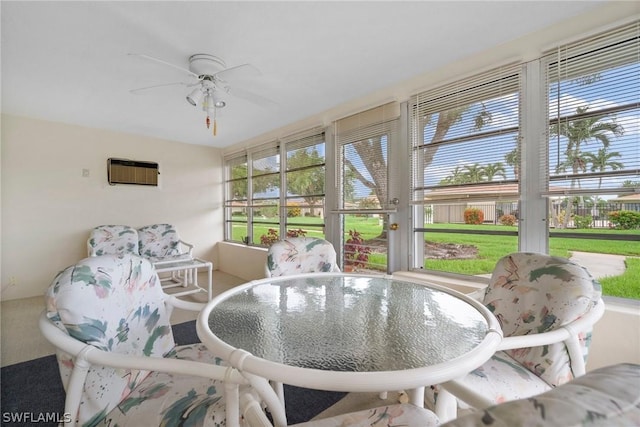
[107,158,159,186]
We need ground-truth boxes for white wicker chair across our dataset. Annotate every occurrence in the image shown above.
[439,363,640,426]
[86,224,139,257]
[431,252,605,421]
[137,223,194,264]
[265,237,340,277]
[40,254,259,426]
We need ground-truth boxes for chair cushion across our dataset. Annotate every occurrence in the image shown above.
[450,351,553,408]
[138,223,184,259]
[483,252,602,386]
[88,225,139,256]
[292,403,440,427]
[440,363,640,427]
[97,343,231,426]
[45,254,175,425]
[267,237,340,277]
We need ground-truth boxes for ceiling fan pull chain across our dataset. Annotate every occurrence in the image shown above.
[213,107,217,136]
[206,115,211,129]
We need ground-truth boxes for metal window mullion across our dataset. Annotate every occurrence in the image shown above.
[324,126,339,250]
[393,101,411,272]
[520,59,548,254]
[411,100,427,270]
[279,144,286,237]
[246,151,255,245]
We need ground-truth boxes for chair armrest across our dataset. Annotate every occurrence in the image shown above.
[439,378,495,410]
[179,239,194,256]
[165,294,206,312]
[40,312,239,381]
[40,312,254,427]
[497,298,605,351]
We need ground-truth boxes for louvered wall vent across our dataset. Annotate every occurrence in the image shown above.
[107,158,159,186]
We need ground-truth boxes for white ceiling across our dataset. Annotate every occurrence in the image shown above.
[2,1,607,148]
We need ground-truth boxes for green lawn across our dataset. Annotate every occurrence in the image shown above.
[599,257,640,299]
[230,216,640,299]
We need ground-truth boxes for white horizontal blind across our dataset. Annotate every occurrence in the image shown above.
[335,102,399,210]
[225,154,248,202]
[251,143,280,204]
[410,63,522,205]
[545,21,640,197]
[282,129,326,234]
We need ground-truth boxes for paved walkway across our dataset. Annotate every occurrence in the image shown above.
[569,251,626,279]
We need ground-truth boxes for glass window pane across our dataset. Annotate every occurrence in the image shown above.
[411,65,521,278]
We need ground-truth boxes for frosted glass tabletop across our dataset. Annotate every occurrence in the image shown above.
[204,274,493,373]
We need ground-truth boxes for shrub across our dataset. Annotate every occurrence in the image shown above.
[286,228,307,238]
[259,228,307,246]
[344,229,371,269]
[573,214,593,229]
[498,214,517,226]
[260,228,280,246]
[287,203,301,218]
[608,210,640,230]
[464,208,484,225]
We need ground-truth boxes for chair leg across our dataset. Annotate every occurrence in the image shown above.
[406,387,423,406]
[435,388,458,422]
[224,382,241,427]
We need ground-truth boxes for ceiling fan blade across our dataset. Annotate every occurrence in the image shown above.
[214,63,261,82]
[128,53,199,78]
[129,81,195,94]
[227,86,277,108]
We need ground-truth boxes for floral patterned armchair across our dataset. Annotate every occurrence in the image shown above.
[440,363,640,426]
[87,225,139,257]
[265,237,340,277]
[431,252,605,421]
[40,254,256,426]
[137,223,194,264]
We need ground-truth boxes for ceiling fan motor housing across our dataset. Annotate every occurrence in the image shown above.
[189,54,226,78]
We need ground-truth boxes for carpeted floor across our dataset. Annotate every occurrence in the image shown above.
[1,320,346,426]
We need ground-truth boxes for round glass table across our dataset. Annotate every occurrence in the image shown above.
[196,273,502,425]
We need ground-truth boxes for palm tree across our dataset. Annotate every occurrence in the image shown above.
[440,166,468,185]
[550,105,624,227]
[504,146,520,180]
[483,162,507,181]
[463,163,487,183]
[582,147,624,189]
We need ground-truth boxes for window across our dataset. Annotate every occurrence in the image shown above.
[335,103,400,273]
[544,21,640,298]
[224,130,327,246]
[410,64,522,276]
[543,21,640,298]
[250,145,281,245]
[225,21,640,300]
[283,130,327,238]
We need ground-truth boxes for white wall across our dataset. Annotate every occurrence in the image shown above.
[217,241,268,282]
[1,114,223,301]
[588,302,640,370]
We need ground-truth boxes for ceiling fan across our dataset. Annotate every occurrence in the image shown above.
[129,53,271,136]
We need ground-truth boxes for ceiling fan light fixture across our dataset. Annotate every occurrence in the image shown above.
[213,93,226,108]
[186,88,202,106]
